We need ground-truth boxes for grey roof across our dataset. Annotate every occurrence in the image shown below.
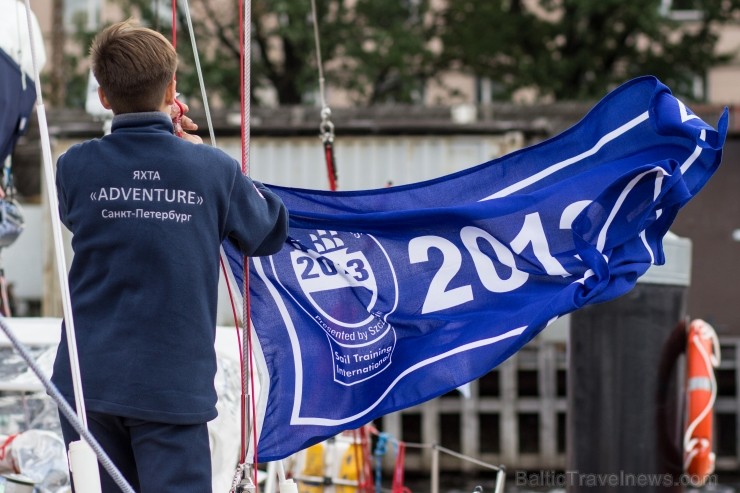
[30,100,729,139]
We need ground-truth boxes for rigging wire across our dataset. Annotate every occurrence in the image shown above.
[153,0,160,32]
[180,0,217,146]
[171,0,259,488]
[237,0,260,489]
[173,0,247,451]
[17,1,134,490]
[241,0,251,175]
[0,317,136,493]
[310,0,327,112]
[310,0,338,191]
[170,0,258,488]
[167,2,245,488]
[22,0,88,430]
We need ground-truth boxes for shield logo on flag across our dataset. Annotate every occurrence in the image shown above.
[285,230,398,330]
[289,230,378,327]
[277,230,400,385]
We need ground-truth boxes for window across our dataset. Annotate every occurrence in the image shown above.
[479,413,501,454]
[659,0,703,21]
[518,413,540,454]
[64,0,99,31]
[479,370,500,397]
[440,413,461,451]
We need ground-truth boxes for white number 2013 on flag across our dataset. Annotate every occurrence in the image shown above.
[408,210,578,314]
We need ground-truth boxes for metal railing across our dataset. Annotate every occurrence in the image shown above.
[380,337,739,473]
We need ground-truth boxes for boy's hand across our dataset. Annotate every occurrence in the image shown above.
[171,99,203,144]
[179,115,202,144]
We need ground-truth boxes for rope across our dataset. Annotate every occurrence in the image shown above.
[323,141,338,191]
[230,462,248,493]
[220,255,244,372]
[175,0,253,478]
[173,0,260,485]
[241,0,251,174]
[391,442,409,493]
[175,0,257,485]
[361,427,375,493]
[172,2,259,489]
[0,433,19,467]
[171,0,177,51]
[310,0,327,112]
[179,0,217,146]
[175,9,251,471]
[0,316,135,493]
[237,0,259,489]
[22,0,88,429]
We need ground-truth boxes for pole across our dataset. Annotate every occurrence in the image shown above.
[493,468,506,493]
[23,0,88,430]
[430,445,439,493]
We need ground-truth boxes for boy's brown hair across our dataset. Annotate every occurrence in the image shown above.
[90,20,178,114]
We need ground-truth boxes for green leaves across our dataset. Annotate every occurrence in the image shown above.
[68,0,739,106]
[442,0,740,102]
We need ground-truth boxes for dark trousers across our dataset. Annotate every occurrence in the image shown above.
[59,411,212,493]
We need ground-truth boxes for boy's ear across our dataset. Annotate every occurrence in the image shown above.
[97,87,112,110]
[163,78,176,106]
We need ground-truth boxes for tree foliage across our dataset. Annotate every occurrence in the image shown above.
[330,0,443,104]
[109,0,439,106]
[68,0,740,106]
[441,0,740,101]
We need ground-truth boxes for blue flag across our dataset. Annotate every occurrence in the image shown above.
[223,76,727,462]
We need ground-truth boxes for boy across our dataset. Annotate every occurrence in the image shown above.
[52,20,288,492]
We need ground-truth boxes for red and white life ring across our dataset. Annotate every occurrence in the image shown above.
[683,319,720,484]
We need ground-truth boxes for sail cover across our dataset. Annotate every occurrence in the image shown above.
[0,48,36,164]
[0,0,44,164]
[223,76,727,462]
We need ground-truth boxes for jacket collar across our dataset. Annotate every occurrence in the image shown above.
[110,111,174,134]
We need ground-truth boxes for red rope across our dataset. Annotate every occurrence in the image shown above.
[237,0,247,466]
[0,433,17,460]
[247,303,258,466]
[391,442,410,493]
[238,1,259,489]
[324,141,338,191]
[360,426,375,493]
[220,256,245,457]
[239,1,246,175]
[219,259,243,370]
[171,0,177,50]
[170,0,255,486]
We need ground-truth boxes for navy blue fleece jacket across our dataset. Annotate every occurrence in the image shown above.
[52,111,288,424]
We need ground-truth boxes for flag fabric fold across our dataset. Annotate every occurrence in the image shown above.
[223,76,727,462]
